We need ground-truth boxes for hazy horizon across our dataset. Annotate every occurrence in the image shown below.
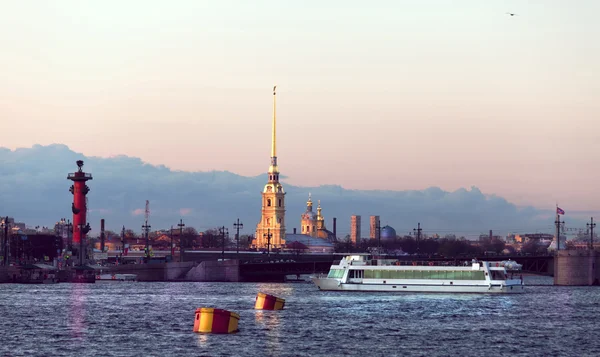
[0,144,596,238]
[1,1,598,213]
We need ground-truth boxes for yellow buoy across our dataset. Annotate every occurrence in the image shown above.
[254,292,285,310]
[193,308,239,334]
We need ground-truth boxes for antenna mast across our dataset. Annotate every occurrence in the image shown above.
[145,200,150,224]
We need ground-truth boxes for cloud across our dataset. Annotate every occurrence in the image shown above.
[1,144,590,238]
[179,208,192,216]
[131,209,145,216]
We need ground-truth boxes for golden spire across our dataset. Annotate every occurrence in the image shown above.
[271,85,277,158]
[317,200,323,219]
[307,193,312,208]
[268,85,279,176]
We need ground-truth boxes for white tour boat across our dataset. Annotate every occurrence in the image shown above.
[311,255,525,294]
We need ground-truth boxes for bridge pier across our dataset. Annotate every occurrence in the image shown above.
[555,250,599,286]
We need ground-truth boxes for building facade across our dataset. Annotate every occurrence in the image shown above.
[351,215,361,244]
[255,86,286,249]
[300,194,318,237]
[299,194,335,240]
[369,215,380,240]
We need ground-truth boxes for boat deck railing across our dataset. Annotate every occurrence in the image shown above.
[380,260,476,267]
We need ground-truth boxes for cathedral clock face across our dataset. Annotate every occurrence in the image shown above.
[267,186,272,192]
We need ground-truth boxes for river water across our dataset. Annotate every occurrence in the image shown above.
[1,276,599,357]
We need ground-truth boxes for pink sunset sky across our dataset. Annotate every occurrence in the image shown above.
[1,1,598,213]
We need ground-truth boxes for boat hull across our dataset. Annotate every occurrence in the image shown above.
[311,277,525,294]
[95,274,137,282]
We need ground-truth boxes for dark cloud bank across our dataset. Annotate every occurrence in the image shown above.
[0,144,566,238]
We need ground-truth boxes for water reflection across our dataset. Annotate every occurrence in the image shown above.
[255,283,294,297]
[195,333,209,348]
[255,310,282,357]
[68,284,87,340]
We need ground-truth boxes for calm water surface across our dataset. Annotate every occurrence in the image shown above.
[1,276,599,357]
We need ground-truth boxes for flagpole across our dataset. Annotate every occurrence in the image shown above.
[555,204,560,286]
[556,204,560,252]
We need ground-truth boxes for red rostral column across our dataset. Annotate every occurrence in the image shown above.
[67,160,92,248]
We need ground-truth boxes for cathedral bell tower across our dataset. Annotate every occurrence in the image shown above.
[255,86,286,248]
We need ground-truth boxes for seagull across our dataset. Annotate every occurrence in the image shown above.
[506,12,517,16]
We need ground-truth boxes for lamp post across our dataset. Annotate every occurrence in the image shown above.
[219,226,229,261]
[587,218,596,251]
[413,223,422,256]
[1,217,8,267]
[142,221,151,264]
[263,228,272,260]
[65,220,72,266]
[178,219,185,262]
[233,219,243,257]
[121,225,126,265]
[170,225,174,259]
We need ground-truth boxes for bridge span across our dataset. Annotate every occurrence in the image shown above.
[104,250,554,281]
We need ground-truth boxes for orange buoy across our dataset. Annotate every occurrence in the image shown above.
[193,308,239,334]
[254,292,285,310]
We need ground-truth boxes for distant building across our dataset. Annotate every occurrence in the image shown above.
[299,194,335,241]
[369,215,380,240]
[254,88,286,249]
[284,234,334,253]
[380,225,397,241]
[300,194,318,237]
[351,215,361,244]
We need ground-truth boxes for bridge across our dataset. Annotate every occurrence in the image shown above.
[236,254,554,282]
[103,250,554,281]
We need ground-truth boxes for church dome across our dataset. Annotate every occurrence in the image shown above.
[302,210,317,220]
[381,226,397,241]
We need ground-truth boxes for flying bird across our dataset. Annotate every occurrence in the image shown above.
[506,12,517,16]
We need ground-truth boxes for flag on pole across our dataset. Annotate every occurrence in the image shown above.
[557,207,565,215]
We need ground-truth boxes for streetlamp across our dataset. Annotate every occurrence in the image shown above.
[219,226,229,261]
[142,221,151,264]
[263,229,272,260]
[121,225,126,265]
[233,219,243,256]
[170,225,174,259]
[65,220,73,266]
[178,219,185,262]
[1,217,8,267]
[413,223,422,256]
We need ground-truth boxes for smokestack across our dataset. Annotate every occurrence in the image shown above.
[489,230,493,240]
[100,219,105,252]
[293,228,297,234]
[333,217,337,239]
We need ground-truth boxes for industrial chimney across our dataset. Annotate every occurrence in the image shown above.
[333,217,337,240]
[100,219,105,252]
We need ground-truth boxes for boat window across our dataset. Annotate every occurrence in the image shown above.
[490,270,506,280]
[327,269,345,279]
[350,270,364,279]
[363,269,486,280]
